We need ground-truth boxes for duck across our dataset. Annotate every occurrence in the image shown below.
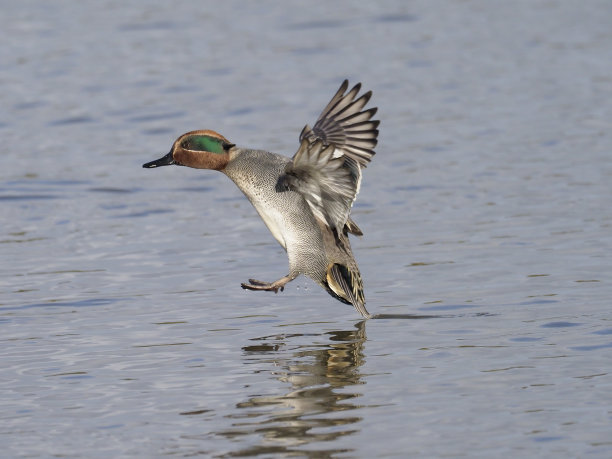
[143,80,379,318]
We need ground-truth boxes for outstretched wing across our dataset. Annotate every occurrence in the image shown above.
[279,80,379,234]
[300,80,379,166]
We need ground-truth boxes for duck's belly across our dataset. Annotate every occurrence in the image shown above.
[255,203,289,249]
[223,149,327,276]
[238,177,327,274]
[249,189,317,252]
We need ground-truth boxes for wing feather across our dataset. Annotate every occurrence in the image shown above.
[282,80,379,234]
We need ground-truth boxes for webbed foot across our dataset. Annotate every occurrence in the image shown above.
[241,275,293,293]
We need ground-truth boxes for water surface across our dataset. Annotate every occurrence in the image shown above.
[2,1,612,457]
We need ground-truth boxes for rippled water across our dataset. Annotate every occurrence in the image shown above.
[2,1,612,457]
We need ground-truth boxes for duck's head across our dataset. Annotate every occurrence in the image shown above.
[143,130,235,171]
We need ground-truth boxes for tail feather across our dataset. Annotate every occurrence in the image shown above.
[325,263,371,319]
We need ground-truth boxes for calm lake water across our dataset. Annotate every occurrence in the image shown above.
[2,0,612,457]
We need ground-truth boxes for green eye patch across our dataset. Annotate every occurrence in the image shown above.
[181,135,224,154]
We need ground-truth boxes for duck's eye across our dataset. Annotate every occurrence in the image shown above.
[181,135,224,154]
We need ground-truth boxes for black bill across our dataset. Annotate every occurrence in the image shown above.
[143,151,174,168]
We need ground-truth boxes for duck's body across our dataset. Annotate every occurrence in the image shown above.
[223,149,328,281]
[144,80,379,318]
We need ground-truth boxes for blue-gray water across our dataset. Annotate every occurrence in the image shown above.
[2,1,612,457]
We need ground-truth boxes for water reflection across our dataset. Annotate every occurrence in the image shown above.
[218,321,368,457]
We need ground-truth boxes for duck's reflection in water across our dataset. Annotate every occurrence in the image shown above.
[218,320,368,456]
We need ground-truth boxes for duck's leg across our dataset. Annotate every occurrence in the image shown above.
[241,274,295,293]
